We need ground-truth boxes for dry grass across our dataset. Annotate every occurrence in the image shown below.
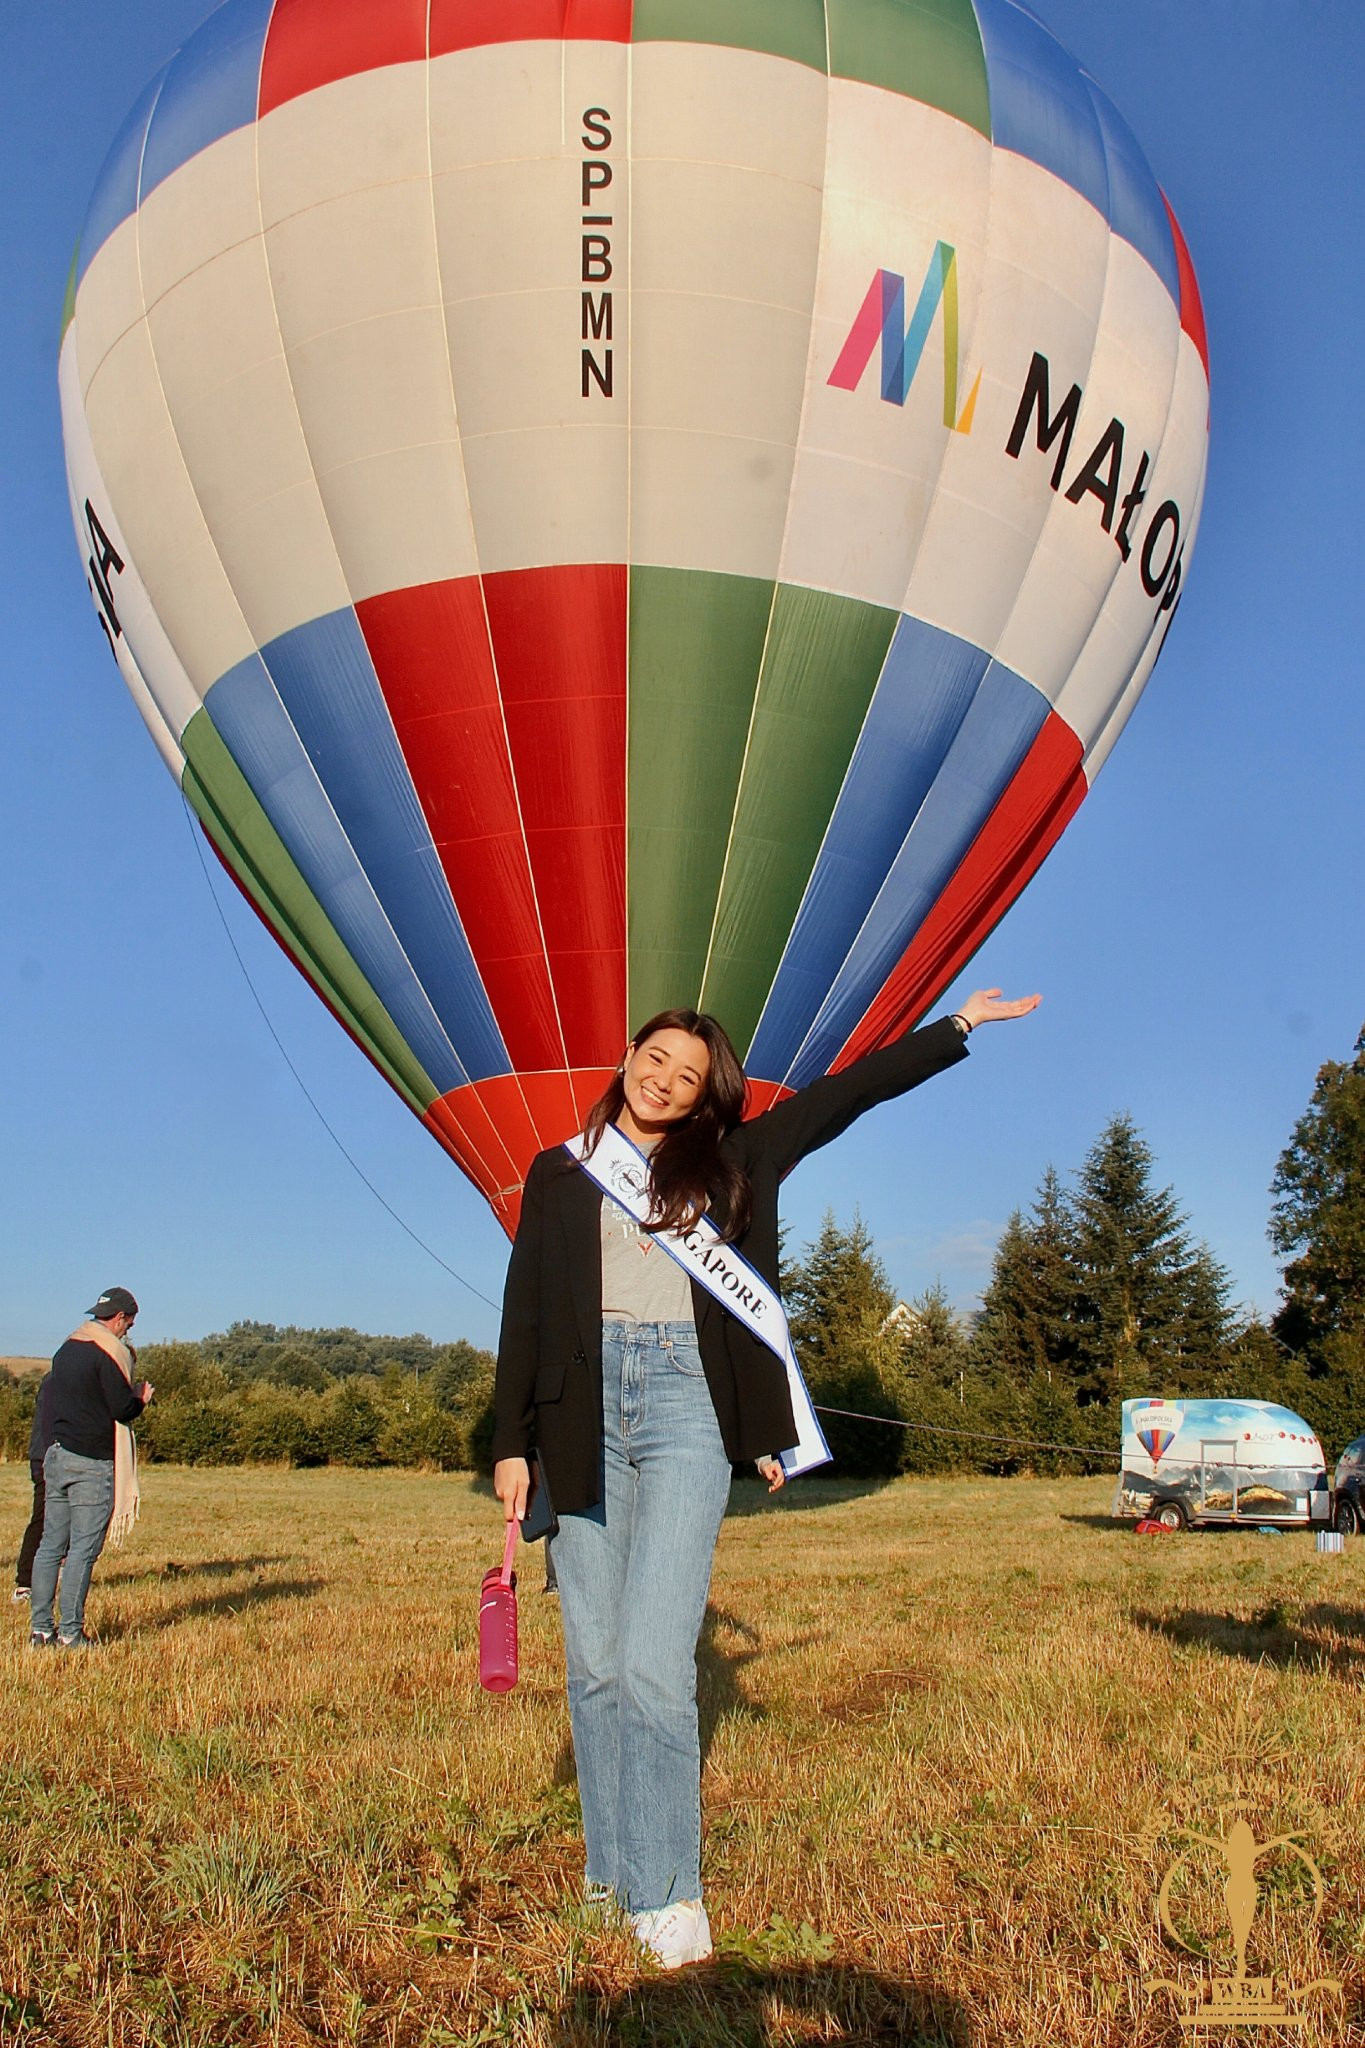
[2,1465,1364,2047]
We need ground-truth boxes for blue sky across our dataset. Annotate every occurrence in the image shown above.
[2,3,1361,1360]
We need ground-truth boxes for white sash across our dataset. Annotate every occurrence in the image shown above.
[566,1124,832,1479]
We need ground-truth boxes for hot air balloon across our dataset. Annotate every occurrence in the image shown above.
[60,0,1209,1235]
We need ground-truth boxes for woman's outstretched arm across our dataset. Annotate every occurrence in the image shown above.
[735,990,1041,1181]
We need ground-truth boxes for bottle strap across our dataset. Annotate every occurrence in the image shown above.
[500,1520,519,1585]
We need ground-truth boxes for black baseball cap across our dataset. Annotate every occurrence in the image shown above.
[87,1286,139,1320]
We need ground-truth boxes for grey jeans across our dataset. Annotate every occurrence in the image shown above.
[29,1444,115,1640]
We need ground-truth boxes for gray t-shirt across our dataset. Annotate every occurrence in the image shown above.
[599,1138,693,1322]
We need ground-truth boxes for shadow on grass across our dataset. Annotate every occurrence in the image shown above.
[549,1963,970,2046]
[100,1553,290,1587]
[697,1604,767,1760]
[105,1575,326,1635]
[1133,1602,1365,1671]
[1070,1514,1320,1539]
[725,1474,898,1520]
[467,1474,901,1521]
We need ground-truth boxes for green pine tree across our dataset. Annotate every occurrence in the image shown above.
[785,1210,902,1476]
[1180,1246,1239,1373]
[972,1166,1078,1384]
[970,1209,1035,1381]
[887,1281,974,1476]
[1068,1113,1232,1406]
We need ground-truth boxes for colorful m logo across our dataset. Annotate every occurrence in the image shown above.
[828,243,981,433]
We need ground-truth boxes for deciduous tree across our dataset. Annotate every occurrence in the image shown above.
[1270,1025,1365,1362]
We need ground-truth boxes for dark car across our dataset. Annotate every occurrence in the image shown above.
[1332,1435,1365,1533]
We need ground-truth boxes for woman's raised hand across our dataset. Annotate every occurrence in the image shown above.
[956,988,1042,1029]
[493,1456,531,1523]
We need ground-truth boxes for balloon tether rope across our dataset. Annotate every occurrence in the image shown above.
[180,796,501,1313]
[810,1406,1121,1463]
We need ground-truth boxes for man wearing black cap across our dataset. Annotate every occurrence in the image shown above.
[28,1288,155,1650]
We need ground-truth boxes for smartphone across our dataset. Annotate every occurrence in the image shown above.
[520,1457,558,1543]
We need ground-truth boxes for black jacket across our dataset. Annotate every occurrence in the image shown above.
[28,1374,55,1465]
[492,1017,969,1512]
[48,1337,146,1461]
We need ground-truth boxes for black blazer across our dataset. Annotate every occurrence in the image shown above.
[491,1017,969,1513]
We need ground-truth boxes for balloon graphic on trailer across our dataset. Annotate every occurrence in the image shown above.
[60,0,1209,1236]
[1133,1400,1185,1467]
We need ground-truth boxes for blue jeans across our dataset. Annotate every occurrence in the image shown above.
[551,1320,732,1913]
[29,1445,115,1640]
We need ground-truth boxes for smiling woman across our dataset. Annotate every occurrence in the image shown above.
[490,985,1038,1968]
[591,1010,751,1244]
[621,1029,709,1135]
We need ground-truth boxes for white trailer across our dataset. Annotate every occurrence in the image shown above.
[1113,1397,1331,1530]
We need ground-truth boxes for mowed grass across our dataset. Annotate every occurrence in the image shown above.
[2,1466,1364,2048]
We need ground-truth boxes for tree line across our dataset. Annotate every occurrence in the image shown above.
[2,1025,1360,1476]
[790,1025,1365,1473]
[0,1325,498,1471]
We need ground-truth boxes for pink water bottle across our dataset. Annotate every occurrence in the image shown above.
[479,1522,520,1693]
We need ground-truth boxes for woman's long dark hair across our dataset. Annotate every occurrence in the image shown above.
[583,1009,752,1240]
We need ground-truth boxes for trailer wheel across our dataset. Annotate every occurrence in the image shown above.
[1155,1500,1188,1532]
[1334,1496,1359,1537]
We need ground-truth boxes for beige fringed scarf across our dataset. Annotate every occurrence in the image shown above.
[69,1320,140,1545]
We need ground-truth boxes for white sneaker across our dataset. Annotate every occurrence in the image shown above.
[630,1899,712,1969]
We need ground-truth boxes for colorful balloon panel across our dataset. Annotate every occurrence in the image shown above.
[61,0,1210,1234]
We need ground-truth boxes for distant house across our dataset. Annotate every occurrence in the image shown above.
[880,1302,922,1338]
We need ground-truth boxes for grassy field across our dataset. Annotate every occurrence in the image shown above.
[2,1465,1363,2048]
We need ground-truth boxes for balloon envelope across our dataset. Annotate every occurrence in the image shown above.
[61,0,1209,1233]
